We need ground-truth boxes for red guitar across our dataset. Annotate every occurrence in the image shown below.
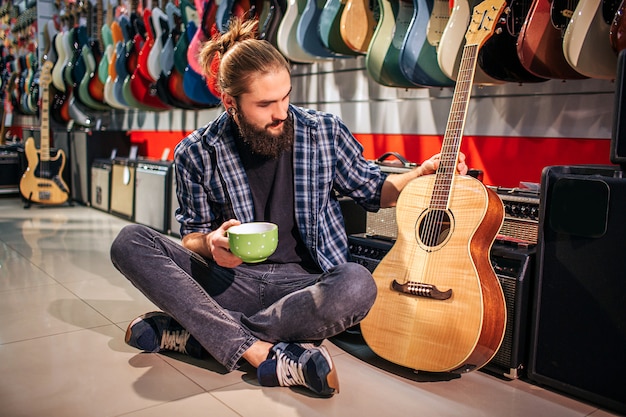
[517,0,587,79]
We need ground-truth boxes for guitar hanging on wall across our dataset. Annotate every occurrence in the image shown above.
[20,60,70,206]
[360,0,507,374]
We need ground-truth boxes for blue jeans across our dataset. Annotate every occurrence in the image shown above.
[110,224,377,371]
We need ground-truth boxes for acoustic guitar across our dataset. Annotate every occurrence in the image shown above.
[360,0,507,373]
[20,61,70,206]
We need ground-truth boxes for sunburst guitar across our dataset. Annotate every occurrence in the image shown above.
[20,61,70,205]
[360,0,507,374]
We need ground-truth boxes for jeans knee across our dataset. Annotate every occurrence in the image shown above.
[110,224,152,266]
[336,262,377,310]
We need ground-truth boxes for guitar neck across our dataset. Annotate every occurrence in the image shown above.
[433,42,479,210]
[40,65,51,162]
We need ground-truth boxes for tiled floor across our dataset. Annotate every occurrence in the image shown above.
[0,195,620,417]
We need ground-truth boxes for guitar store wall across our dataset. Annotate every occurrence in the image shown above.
[117,57,615,188]
[12,2,617,189]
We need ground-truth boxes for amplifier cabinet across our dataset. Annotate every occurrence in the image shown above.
[528,165,626,415]
[348,234,536,380]
[90,159,112,212]
[0,150,20,194]
[110,159,136,220]
[134,160,171,233]
[489,186,540,246]
[483,244,535,379]
[347,234,394,272]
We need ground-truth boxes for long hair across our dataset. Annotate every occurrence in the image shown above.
[199,18,291,98]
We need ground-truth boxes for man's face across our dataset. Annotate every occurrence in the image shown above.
[229,69,294,158]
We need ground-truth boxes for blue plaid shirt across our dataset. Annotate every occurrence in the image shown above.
[174,104,388,271]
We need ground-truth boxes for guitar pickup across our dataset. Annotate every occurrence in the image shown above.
[391,280,452,300]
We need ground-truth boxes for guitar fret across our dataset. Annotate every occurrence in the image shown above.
[430,42,479,210]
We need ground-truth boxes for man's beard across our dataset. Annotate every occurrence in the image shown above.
[236,110,294,159]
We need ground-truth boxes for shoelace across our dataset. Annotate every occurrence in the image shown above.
[160,329,191,354]
[275,348,307,387]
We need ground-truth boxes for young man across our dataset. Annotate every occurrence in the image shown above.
[110,19,467,397]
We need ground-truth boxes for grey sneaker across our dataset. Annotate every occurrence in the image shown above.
[125,311,204,358]
[257,342,340,396]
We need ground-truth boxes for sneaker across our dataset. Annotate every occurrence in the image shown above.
[125,311,204,358]
[257,342,340,396]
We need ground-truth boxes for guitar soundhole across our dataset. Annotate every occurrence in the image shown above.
[416,209,453,251]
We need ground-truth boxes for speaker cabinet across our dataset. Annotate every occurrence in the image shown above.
[528,165,626,414]
[134,160,171,233]
[483,244,535,379]
[110,159,136,220]
[90,159,111,212]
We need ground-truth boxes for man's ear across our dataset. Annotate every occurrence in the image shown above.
[222,94,236,112]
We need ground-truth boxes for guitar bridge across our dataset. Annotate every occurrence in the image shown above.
[392,280,452,300]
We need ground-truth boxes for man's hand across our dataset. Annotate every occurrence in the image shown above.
[182,219,243,267]
[207,219,243,268]
[420,152,468,176]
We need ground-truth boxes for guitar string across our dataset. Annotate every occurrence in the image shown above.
[420,43,477,282]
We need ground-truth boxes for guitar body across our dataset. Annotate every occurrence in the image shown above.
[20,138,70,205]
[340,0,377,53]
[297,0,343,58]
[516,0,586,79]
[277,0,320,62]
[563,0,618,79]
[361,175,506,372]
[399,0,454,87]
[611,0,626,53]
[478,0,547,83]
[365,0,417,87]
[319,0,360,55]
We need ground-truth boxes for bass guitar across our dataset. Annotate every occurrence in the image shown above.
[20,61,70,206]
[360,0,507,373]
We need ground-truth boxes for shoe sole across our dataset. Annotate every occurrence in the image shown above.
[318,346,340,394]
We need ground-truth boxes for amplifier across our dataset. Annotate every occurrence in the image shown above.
[110,158,136,220]
[0,149,20,194]
[348,234,535,380]
[483,243,535,379]
[134,160,171,233]
[366,153,416,239]
[90,159,112,212]
[489,186,540,246]
[347,234,394,273]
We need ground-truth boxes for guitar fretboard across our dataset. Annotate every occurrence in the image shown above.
[431,43,478,210]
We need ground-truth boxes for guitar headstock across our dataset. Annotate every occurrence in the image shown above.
[465,0,507,48]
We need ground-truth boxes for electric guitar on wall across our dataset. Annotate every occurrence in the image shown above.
[20,61,70,205]
[360,0,507,373]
